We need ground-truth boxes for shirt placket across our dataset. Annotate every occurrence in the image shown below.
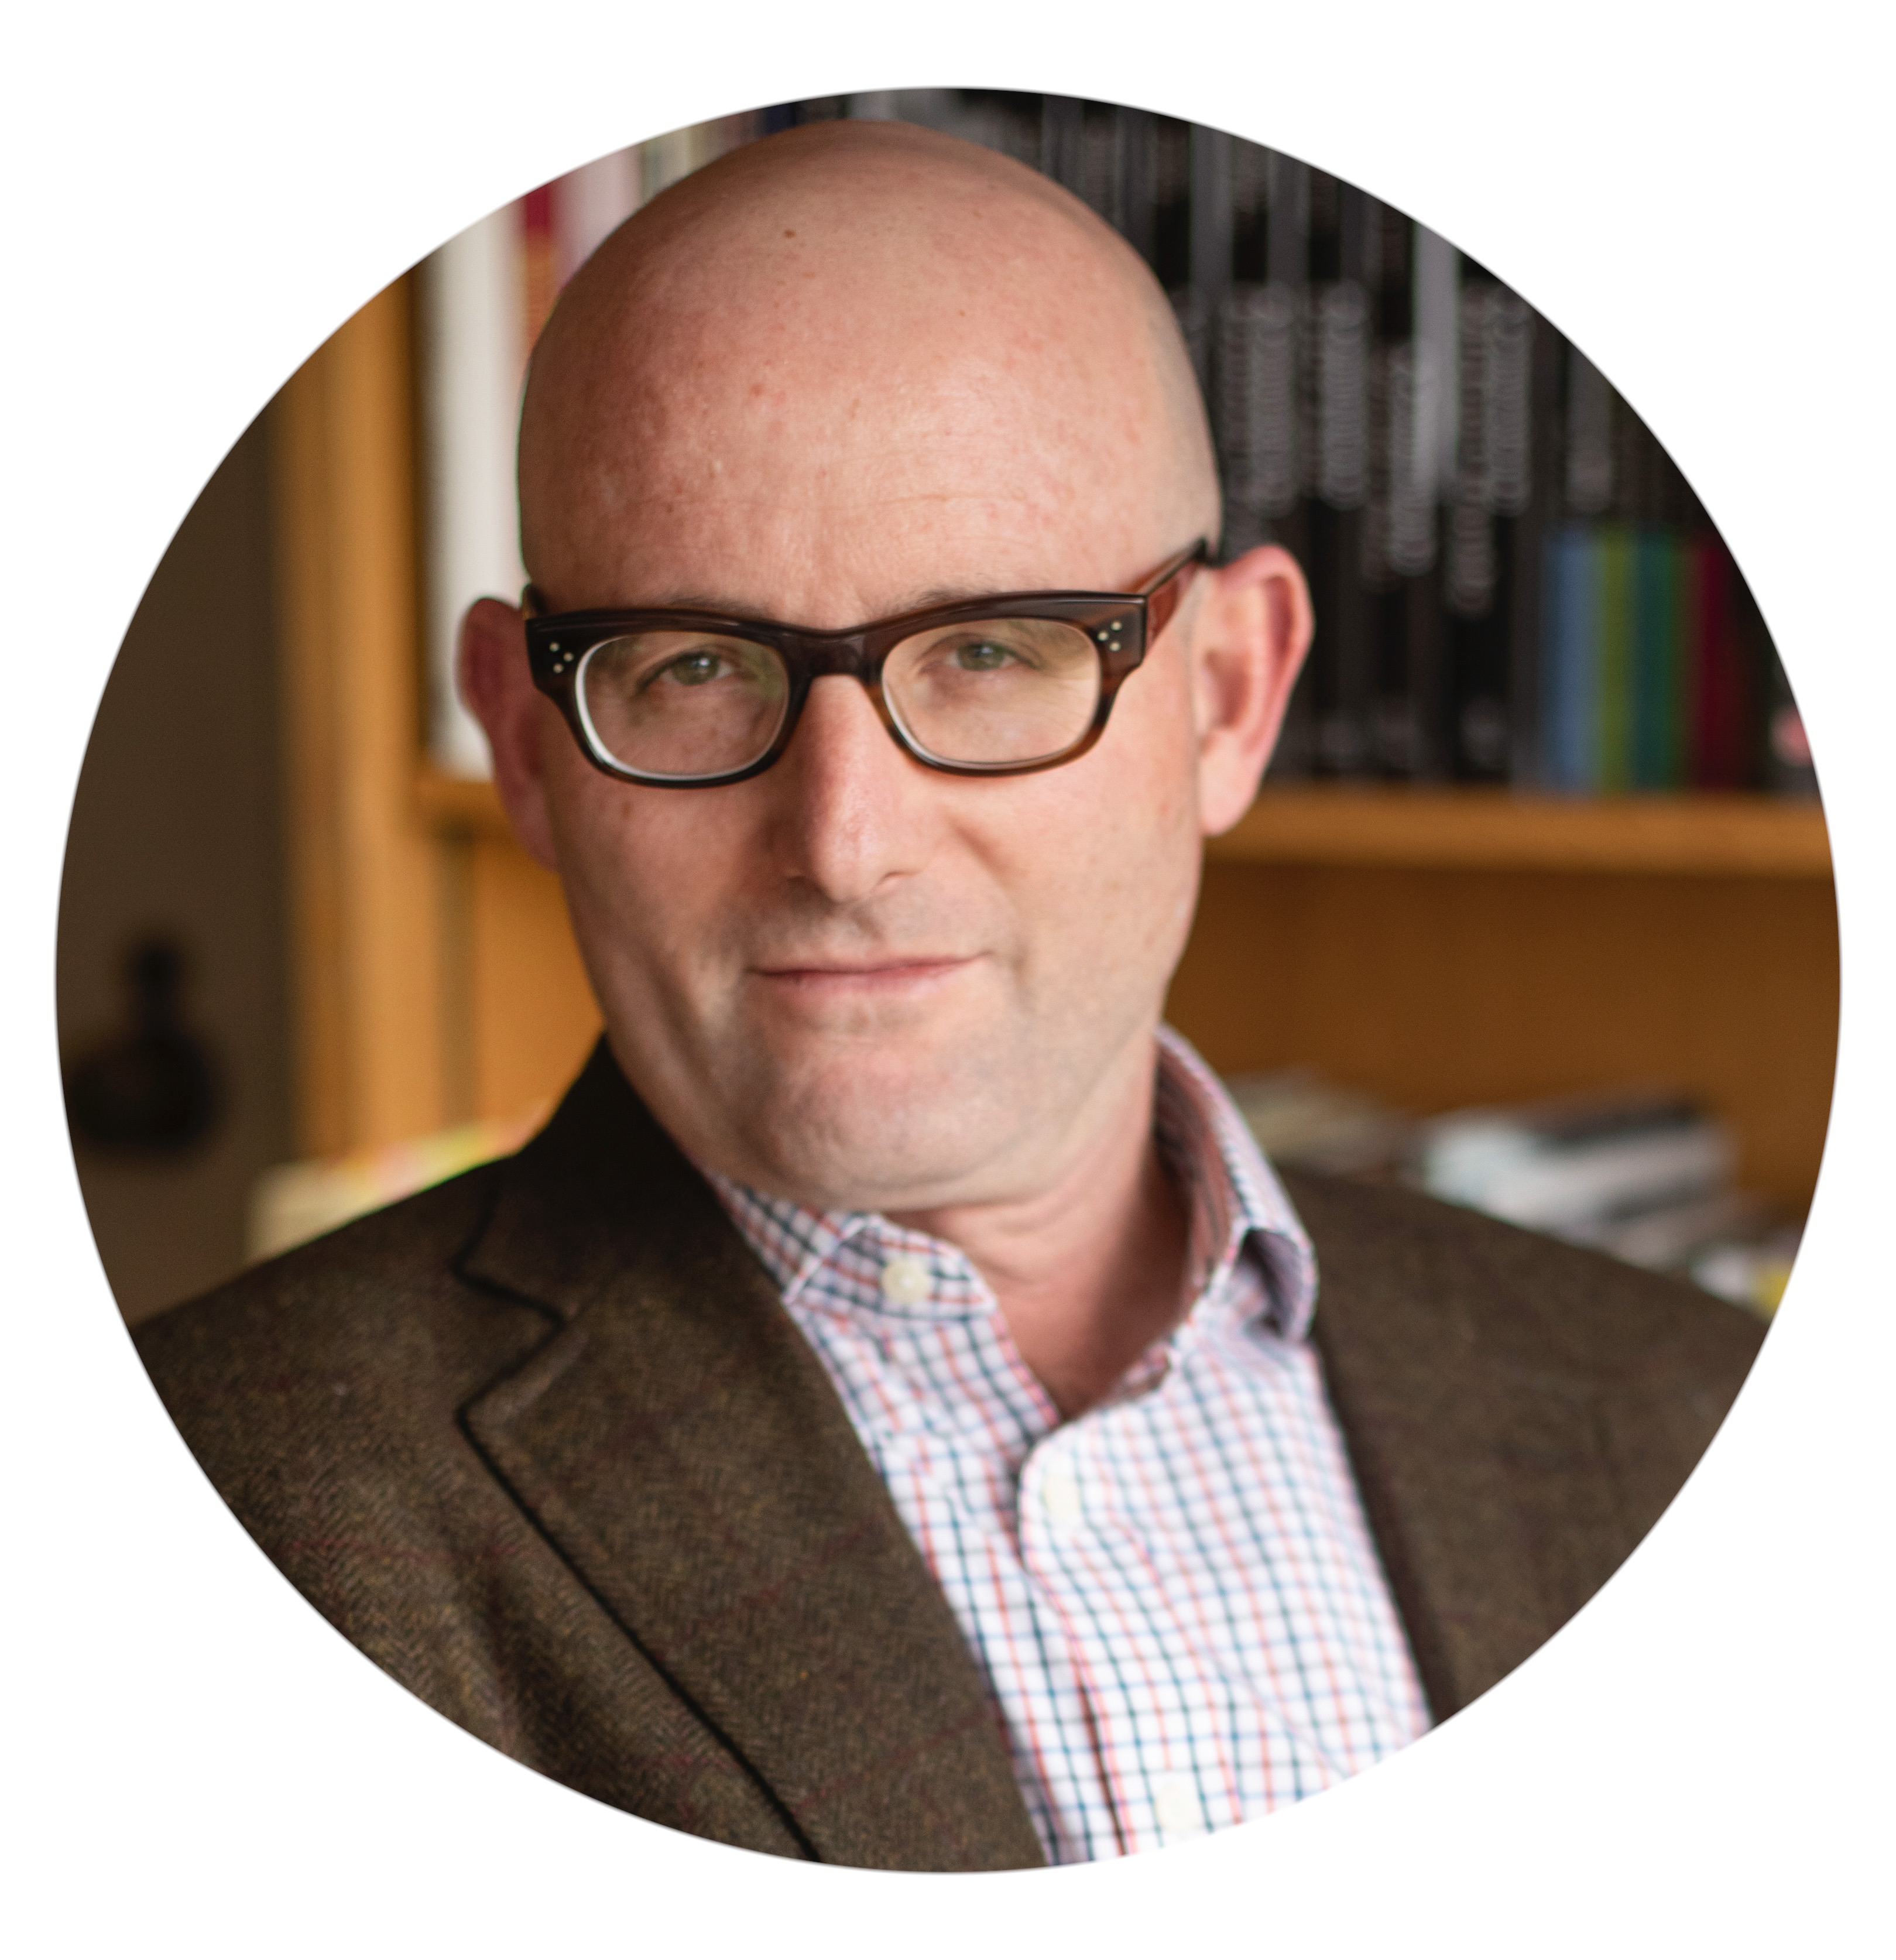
[1020,1344,1267,1855]
[853,1229,1144,1859]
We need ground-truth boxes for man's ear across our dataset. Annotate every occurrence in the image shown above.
[457,597,560,870]
[1187,543,1314,837]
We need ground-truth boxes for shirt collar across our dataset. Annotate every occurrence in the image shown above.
[701,1025,1317,1343]
[701,1178,878,1305]
[1152,1024,1316,1342]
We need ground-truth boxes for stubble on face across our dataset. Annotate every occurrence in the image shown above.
[517,122,1220,1213]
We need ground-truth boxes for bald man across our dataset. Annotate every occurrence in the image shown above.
[138,122,1761,1870]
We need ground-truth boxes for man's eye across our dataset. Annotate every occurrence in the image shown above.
[948,639,1020,673]
[657,650,727,687]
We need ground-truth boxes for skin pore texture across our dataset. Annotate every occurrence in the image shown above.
[461,121,1312,1416]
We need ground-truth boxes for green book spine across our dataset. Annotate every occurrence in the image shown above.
[1631,529,1679,788]
[1596,525,1634,791]
[1669,533,1695,786]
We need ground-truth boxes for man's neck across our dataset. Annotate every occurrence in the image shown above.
[888,1041,1191,1421]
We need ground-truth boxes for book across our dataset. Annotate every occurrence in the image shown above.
[1312,238,1374,777]
[1630,528,1680,789]
[1686,534,1747,788]
[1540,525,1599,790]
[1595,525,1634,791]
[1257,150,1319,779]
[1222,1067,1792,1317]
[417,202,529,780]
[1414,1088,1735,1234]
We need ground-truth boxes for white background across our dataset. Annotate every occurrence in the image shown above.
[6,3,1891,1952]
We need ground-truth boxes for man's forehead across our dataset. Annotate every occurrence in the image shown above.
[530,343,1182,615]
[542,244,1161,467]
[532,489,1169,620]
[519,121,1218,599]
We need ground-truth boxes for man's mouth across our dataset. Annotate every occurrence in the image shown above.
[749,955,980,994]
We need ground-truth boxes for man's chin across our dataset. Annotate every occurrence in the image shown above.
[719,1043,1019,1213]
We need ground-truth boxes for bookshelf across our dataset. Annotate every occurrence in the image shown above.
[1210,786,1829,878]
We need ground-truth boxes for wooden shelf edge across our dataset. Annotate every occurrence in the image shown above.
[417,770,1832,879]
[1209,787,1832,879]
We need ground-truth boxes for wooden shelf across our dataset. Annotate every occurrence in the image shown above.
[419,770,1831,881]
[1208,787,1831,879]
[415,768,513,838]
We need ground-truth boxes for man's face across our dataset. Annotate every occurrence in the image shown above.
[478,133,1294,1213]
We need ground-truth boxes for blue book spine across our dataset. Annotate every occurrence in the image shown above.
[1596,526,1633,793]
[1543,526,1599,790]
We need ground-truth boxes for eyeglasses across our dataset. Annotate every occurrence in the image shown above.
[523,541,1209,788]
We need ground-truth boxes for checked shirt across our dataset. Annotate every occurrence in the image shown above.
[705,1027,1430,1863]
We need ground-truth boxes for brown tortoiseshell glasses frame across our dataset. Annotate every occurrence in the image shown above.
[522,540,1209,788]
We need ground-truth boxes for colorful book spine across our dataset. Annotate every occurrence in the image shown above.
[1687,536,1746,787]
[1532,522,1784,796]
[1595,526,1634,791]
[1540,526,1598,789]
[1673,532,1700,786]
[1630,528,1680,789]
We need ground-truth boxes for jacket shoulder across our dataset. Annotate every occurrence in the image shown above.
[135,1159,547,1407]
[1281,1167,1765,1406]
[131,1160,559,1575]
[128,1161,636,1780]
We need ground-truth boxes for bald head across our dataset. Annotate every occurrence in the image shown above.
[517,119,1219,612]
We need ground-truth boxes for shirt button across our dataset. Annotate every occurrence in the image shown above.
[1040,1466,1084,1525]
[1153,1774,1206,1839]
[879,1253,931,1306]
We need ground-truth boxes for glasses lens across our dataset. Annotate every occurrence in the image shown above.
[884,616,1103,766]
[577,632,790,780]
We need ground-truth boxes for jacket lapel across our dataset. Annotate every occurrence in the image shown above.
[458,1042,1043,1871]
[1288,1170,1628,1721]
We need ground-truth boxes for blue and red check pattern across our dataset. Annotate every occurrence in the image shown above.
[705,1028,1430,1862]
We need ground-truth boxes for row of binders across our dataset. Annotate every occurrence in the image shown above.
[415,91,1815,799]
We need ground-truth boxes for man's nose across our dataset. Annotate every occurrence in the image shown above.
[762,674,936,904]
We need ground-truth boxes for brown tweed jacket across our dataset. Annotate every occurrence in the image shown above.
[135,1040,1763,1871]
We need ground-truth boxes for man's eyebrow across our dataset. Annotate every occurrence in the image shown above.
[612,582,1033,619]
[634,592,756,613]
[902,584,1000,609]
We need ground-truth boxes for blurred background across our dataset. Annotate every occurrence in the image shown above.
[60,91,1835,1325]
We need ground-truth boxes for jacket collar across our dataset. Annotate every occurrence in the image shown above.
[457,1039,1044,1871]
